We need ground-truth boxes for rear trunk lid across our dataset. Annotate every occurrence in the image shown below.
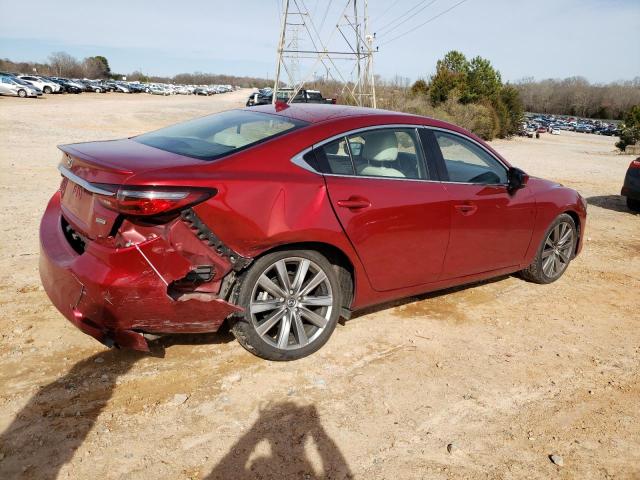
[58,139,201,239]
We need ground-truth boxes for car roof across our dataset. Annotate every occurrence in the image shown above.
[246,103,427,125]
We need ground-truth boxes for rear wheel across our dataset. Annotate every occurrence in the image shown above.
[231,250,341,360]
[627,197,640,212]
[521,213,577,284]
[17,89,27,98]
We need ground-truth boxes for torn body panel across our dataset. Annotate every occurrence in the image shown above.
[40,192,244,351]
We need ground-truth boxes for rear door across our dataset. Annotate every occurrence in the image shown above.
[426,129,536,278]
[315,127,451,292]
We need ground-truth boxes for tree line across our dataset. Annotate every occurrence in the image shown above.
[1,52,111,80]
[514,77,640,120]
[0,52,270,88]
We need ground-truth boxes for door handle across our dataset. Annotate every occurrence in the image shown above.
[337,197,371,210]
[454,203,478,216]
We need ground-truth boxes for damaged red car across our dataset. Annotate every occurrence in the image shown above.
[39,104,587,360]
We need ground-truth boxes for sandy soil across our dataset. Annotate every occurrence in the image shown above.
[0,92,638,480]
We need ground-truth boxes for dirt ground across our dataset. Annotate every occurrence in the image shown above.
[0,91,638,480]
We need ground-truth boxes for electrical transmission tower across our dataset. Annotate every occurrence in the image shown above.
[273,0,377,107]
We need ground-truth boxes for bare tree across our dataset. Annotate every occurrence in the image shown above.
[515,76,640,119]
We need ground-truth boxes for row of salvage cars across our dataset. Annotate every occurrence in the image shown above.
[0,71,238,98]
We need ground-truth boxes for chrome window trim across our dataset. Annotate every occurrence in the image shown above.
[57,164,116,196]
[290,123,512,187]
[290,124,435,182]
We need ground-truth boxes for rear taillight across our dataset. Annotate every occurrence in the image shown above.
[630,159,640,169]
[97,187,215,216]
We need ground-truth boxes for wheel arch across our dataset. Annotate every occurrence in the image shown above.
[562,209,582,255]
[249,241,355,310]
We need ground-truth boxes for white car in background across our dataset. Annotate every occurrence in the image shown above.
[18,75,60,94]
[0,75,41,97]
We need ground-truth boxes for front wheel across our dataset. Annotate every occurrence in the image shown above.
[17,89,27,98]
[43,86,52,94]
[231,250,342,360]
[521,213,577,284]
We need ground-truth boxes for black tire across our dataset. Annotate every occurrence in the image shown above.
[627,197,640,212]
[230,250,342,361]
[17,89,27,98]
[521,213,577,284]
[43,86,52,94]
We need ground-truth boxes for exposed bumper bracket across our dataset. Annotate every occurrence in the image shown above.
[181,208,252,271]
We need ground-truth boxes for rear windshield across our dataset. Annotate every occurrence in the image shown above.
[135,110,308,160]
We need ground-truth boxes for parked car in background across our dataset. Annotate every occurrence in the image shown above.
[39,104,587,360]
[622,157,640,212]
[49,78,83,94]
[18,75,60,94]
[149,85,170,95]
[0,75,41,97]
[79,80,107,93]
[247,88,336,107]
[574,124,593,133]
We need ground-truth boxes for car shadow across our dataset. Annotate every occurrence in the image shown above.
[205,401,353,480]
[587,194,634,213]
[0,347,160,479]
[350,274,511,320]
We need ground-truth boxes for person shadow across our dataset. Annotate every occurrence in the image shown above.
[0,334,351,480]
[0,347,154,479]
[206,401,353,480]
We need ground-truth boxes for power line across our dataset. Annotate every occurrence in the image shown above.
[375,0,433,34]
[376,0,438,38]
[369,0,402,24]
[380,0,471,46]
[319,0,334,32]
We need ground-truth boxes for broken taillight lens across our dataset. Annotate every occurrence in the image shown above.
[630,159,640,169]
[97,187,215,216]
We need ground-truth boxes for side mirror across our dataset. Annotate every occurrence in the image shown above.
[508,167,529,193]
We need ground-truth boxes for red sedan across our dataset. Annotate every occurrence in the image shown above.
[39,104,587,360]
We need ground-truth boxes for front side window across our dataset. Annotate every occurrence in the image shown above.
[434,131,507,184]
[312,128,428,180]
[135,110,308,160]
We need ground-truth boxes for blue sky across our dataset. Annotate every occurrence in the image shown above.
[1,0,638,83]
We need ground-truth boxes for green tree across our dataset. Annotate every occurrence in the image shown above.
[465,56,502,103]
[410,79,429,96]
[429,50,470,105]
[616,104,640,151]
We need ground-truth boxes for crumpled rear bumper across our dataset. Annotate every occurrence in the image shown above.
[39,192,242,351]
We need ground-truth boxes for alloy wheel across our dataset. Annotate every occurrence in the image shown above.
[541,221,574,278]
[249,257,333,351]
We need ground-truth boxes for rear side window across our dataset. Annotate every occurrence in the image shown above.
[135,110,308,160]
[311,128,428,180]
[314,137,355,175]
[434,131,507,184]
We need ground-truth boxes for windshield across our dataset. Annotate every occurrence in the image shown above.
[135,110,308,160]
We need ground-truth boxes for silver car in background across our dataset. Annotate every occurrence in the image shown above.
[0,75,41,97]
[18,75,60,94]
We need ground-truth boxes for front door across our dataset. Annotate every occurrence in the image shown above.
[429,130,536,278]
[318,128,451,291]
